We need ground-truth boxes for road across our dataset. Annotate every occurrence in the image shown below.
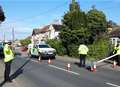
[9,52,120,87]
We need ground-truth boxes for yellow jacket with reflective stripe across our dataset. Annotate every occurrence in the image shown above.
[4,44,14,62]
[78,44,89,55]
[116,45,120,55]
[113,46,117,54]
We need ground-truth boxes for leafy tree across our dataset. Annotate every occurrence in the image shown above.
[69,0,80,12]
[60,0,89,56]
[0,6,5,22]
[20,38,31,46]
[87,6,107,42]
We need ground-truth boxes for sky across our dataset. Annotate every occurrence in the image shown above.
[0,0,120,40]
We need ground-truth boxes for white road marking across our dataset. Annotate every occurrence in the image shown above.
[31,59,39,63]
[49,65,80,76]
[106,82,120,87]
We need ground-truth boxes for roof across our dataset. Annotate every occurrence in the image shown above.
[52,24,61,31]
[32,25,50,35]
[32,24,61,35]
[109,26,120,38]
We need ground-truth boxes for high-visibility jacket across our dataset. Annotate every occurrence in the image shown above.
[113,46,117,54]
[4,44,14,62]
[30,47,39,56]
[78,44,89,55]
[116,45,120,55]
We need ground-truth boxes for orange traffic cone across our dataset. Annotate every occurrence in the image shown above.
[112,61,117,68]
[48,58,52,64]
[67,63,71,71]
[93,64,96,72]
[91,64,96,72]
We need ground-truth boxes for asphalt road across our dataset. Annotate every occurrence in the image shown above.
[10,54,120,87]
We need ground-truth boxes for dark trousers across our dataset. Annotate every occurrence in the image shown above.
[118,55,120,66]
[4,61,12,81]
[79,54,86,67]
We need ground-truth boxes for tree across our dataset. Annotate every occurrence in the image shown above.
[20,38,31,46]
[60,0,89,56]
[69,0,80,12]
[0,6,5,22]
[87,6,107,41]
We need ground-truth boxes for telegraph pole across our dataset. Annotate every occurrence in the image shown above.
[12,28,15,42]
[3,31,5,42]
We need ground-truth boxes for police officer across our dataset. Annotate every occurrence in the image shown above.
[113,43,119,54]
[78,44,89,67]
[3,41,14,82]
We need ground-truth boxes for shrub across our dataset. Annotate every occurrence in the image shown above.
[46,39,66,55]
[87,36,111,60]
[67,44,79,57]
[20,38,31,46]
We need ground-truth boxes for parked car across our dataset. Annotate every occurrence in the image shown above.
[36,44,56,59]
[29,43,56,59]
[0,42,4,59]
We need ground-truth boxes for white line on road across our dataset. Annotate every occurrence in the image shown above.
[106,82,120,87]
[31,59,39,63]
[49,65,80,76]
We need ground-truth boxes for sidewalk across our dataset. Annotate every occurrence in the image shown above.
[0,60,19,87]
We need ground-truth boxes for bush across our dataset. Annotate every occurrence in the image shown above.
[67,44,79,57]
[46,35,111,61]
[87,36,111,60]
[46,39,66,55]
[20,38,31,46]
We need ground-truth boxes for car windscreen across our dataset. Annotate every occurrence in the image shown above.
[38,45,50,48]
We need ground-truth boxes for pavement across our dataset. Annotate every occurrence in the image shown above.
[0,60,19,87]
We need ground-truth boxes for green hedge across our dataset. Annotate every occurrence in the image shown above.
[46,36,111,60]
[87,36,111,60]
[46,39,66,56]
[67,44,79,57]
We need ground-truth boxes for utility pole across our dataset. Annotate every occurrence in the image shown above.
[12,28,15,42]
[3,31,5,42]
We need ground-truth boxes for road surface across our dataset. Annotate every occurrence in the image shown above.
[9,53,120,87]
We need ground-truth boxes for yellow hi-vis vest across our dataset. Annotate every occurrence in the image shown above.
[116,45,120,55]
[4,44,14,62]
[78,44,89,55]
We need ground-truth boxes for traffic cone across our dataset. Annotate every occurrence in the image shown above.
[93,64,96,72]
[67,63,71,71]
[91,64,96,72]
[90,66,94,72]
[48,58,51,64]
[112,60,117,68]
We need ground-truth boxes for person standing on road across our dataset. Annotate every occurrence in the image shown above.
[3,41,14,82]
[78,44,89,67]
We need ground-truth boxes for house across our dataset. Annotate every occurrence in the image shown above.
[32,24,61,44]
[109,26,120,45]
